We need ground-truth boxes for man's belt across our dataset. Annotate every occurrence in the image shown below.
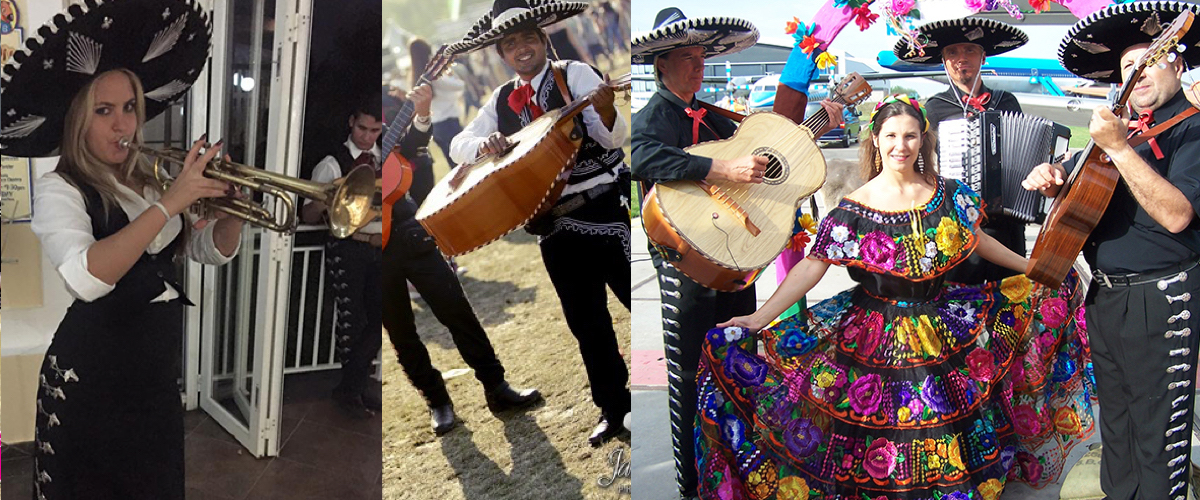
[1093,259,1200,288]
[550,182,617,218]
[348,232,380,244]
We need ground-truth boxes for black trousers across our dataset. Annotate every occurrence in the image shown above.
[943,213,1025,284]
[383,222,505,408]
[653,249,757,497]
[1086,261,1200,500]
[538,201,632,419]
[326,239,383,395]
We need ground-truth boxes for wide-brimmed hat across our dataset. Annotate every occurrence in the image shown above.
[1,0,212,158]
[445,0,588,56]
[1058,1,1200,83]
[631,8,758,65]
[894,17,1027,64]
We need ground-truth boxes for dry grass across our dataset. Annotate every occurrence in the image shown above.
[381,55,633,500]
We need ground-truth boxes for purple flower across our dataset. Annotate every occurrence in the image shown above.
[863,437,899,479]
[943,492,971,500]
[783,417,823,458]
[921,375,952,414]
[897,385,915,406]
[849,373,884,415]
[722,414,747,449]
[724,345,768,386]
[1000,310,1016,327]
[859,231,899,269]
[999,445,1017,471]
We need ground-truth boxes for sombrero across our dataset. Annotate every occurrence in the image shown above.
[1058,1,1200,83]
[894,17,1027,64]
[445,0,588,56]
[631,8,758,65]
[1,0,212,158]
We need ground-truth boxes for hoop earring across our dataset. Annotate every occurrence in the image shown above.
[875,152,882,173]
[917,154,925,174]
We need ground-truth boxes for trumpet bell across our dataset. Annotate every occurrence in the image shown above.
[330,165,377,239]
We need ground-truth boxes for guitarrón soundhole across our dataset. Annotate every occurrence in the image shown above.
[753,146,788,185]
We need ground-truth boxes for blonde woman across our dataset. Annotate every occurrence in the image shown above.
[3,1,239,497]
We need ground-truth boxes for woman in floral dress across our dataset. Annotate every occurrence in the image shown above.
[697,95,1095,500]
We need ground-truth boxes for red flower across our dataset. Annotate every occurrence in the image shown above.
[853,5,879,31]
[785,16,800,35]
[966,348,997,381]
[791,232,811,252]
[799,35,820,54]
[1029,0,1051,13]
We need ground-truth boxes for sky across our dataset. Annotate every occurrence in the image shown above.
[630,0,1087,94]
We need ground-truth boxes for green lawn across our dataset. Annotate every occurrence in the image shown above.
[1067,125,1090,150]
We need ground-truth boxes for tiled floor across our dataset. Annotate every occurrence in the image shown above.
[2,371,382,499]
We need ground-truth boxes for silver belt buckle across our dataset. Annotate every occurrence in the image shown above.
[1096,270,1113,288]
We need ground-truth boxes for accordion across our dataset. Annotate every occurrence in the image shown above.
[937,111,1070,223]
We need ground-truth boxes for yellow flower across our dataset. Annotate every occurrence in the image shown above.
[898,406,912,422]
[928,454,942,470]
[798,213,818,234]
[937,442,947,458]
[901,320,922,356]
[1001,276,1033,303]
[935,217,965,256]
[916,315,942,358]
[777,477,810,500]
[948,437,965,470]
[815,372,836,388]
[978,478,1005,500]
[816,51,838,70]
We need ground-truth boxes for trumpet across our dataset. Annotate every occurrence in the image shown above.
[119,139,376,239]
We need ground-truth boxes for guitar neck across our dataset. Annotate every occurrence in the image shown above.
[382,102,415,154]
[800,93,849,134]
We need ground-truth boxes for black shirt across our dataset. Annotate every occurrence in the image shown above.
[1075,90,1200,274]
[388,125,434,225]
[631,88,738,189]
[924,84,1022,135]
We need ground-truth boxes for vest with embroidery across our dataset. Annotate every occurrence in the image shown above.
[495,61,625,195]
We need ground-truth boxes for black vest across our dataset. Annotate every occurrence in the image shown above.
[495,61,625,193]
[60,172,186,320]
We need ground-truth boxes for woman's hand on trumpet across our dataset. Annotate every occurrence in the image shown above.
[160,135,234,217]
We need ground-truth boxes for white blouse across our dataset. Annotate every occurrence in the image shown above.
[31,171,239,303]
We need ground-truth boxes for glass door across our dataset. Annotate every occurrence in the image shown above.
[185,0,312,458]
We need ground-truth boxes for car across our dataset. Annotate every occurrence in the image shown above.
[805,102,862,148]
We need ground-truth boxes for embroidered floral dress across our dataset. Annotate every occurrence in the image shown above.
[696,177,1095,500]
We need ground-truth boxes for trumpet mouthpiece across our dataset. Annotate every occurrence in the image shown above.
[118,137,135,150]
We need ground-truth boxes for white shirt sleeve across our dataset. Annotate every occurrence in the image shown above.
[311,155,342,183]
[450,86,504,165]
[184,213,239,265]
[565,61,629,150]
[30,174,115,302]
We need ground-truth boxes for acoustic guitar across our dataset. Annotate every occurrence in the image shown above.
[381,45,455,248]
[1026,11,1193,287]
[416,74,632,256]
[642,73,871,292]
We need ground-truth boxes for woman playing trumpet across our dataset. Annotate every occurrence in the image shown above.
[3,0,240,496]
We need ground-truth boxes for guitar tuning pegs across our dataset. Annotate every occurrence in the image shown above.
[1168,52,1179,63]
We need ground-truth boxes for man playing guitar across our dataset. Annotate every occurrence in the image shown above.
[1022,3,1200,498]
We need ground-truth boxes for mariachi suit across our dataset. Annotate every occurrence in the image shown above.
[631,87,758,496]
[450,59,632,422]
[924,85,1025,285]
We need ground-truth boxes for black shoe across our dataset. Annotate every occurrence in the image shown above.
[484,382,543,413]
[431,403,458,435]
[588,413,628,447]
[332,390,375,419]
[361,392,383,413]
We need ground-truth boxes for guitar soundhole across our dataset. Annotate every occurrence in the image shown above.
[753,147,788,185]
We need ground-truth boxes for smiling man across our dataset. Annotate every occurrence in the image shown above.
[1022,3,1200,498]
[893,17,1030,285]
[446,0,633,447]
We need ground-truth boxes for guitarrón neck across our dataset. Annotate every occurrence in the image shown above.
[381,75,433,154]
[800,93,849,134]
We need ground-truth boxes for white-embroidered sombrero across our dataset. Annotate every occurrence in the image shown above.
[894,17,1027,64]
[1058,1,1200,83]
[631,8,758,65]
[445,0,588,56]
[0,0,211,158]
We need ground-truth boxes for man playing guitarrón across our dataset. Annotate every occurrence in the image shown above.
[1022,3,1200,498]
[446,0,632,447]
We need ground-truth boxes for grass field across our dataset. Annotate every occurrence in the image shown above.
[382,54,633,500]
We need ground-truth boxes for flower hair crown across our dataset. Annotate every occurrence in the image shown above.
[868,94,929,133]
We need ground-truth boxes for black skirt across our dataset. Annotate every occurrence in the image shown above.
[33,299,185,500]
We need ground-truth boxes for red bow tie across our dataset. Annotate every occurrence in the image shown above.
[684,107,718,145]
[354,151,380,177]
[507,83,544,119]
[1128,109,1164,160]
[962,92,991,112]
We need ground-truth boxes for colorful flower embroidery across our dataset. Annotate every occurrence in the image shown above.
[978,478,1004,500]
[849,373,883,415]
[860,231,899,270]
[935,216,966,256]
[966,348,997,381]
[1054,406,1082,435]
[1040,297,1069,328]
[864,437,899,479]
[725,345,768,386]
[776,476,810,500]
[784,418,823,458]
[1001,276,1033,303]
[1012,404,1040,435]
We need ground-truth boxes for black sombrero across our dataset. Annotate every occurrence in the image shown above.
[445,0,588,56]
[1058,1,1200,83]
[0,0,211,158]
[631,8,758,65]
[894,17,1027,64]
